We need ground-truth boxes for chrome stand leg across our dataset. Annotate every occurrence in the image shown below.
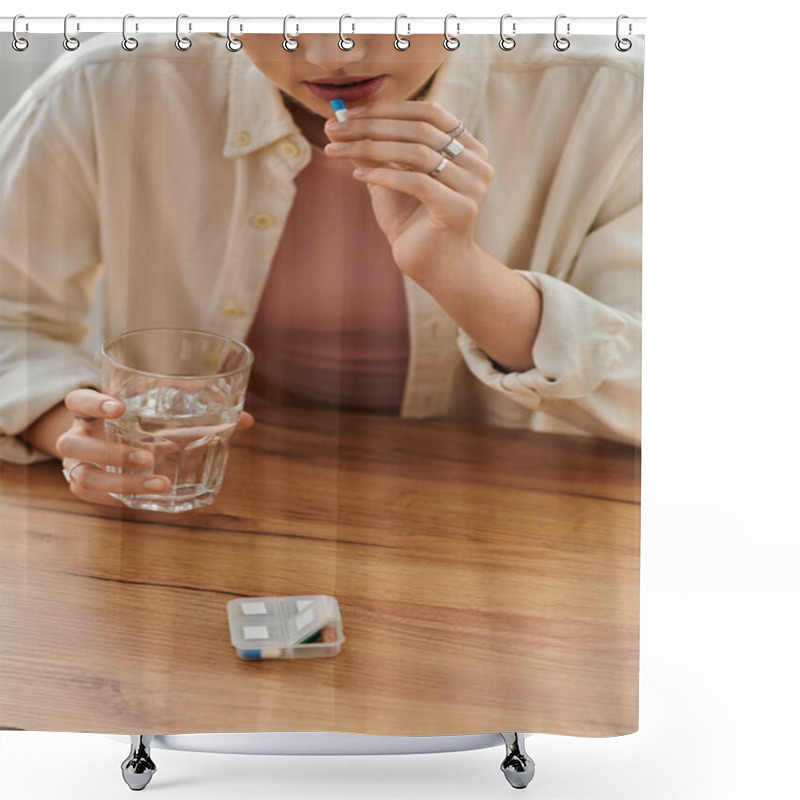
[500,733,535,789]
[121,735,156,791]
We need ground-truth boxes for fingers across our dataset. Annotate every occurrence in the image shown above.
[59,389,254,508]
[327,114,487,160]
[62,479,128,508]
[236,411,254,432]
[326,139,490,199]
[324,103,493,201]
[63,459,171,499]
[335,101,487,157]
[57,390,154,471]
[61,460,127,508]
[57,429,154,469]
[352,166,478,222]
[60,388,171,505]
[64,388,124,420]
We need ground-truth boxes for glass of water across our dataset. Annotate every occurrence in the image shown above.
[101,328,253,513]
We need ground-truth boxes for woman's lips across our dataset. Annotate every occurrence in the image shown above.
[304,75,387,103]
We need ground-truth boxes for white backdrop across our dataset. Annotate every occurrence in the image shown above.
[2,1,799,799]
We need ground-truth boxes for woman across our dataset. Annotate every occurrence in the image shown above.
[0,32,642,508]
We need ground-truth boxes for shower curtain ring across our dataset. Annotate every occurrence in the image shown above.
[226,15,243,51]
[283,15,299,51]
[443,14,460,51]
[338,15,355,50]
[63,14,80,51]
[121,14,139,51]
[12,15,29,51]
[615,15,633,51]
[394,15,410,51]
[499,14,516,51]
[176,14,192,51]
[554,14,571,51]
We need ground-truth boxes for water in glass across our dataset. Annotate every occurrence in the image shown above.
[105,384,241,513]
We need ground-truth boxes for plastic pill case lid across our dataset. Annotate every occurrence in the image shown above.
[227,595,342,650]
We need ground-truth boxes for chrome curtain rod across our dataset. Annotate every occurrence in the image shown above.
[0,16,646,36]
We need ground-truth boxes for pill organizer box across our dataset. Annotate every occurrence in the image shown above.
[227,594,345,660]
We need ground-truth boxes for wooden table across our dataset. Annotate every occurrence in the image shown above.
[0,407,640,737]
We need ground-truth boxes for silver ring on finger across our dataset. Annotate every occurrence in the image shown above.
[62,460,102,485]
[429,156,449,177]
[445,120,466,138]
[440,136,464,159]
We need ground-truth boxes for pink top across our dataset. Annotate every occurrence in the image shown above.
[245,142,410,413]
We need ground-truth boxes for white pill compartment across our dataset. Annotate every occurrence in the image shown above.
[227,595,346,660]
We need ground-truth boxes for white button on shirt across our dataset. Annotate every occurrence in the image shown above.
[279,140,301,159]
[221,303,246,317]
[0,33,642,464]
[251,214,274,229]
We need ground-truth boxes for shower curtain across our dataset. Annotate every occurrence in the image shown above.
[0,29,643,739]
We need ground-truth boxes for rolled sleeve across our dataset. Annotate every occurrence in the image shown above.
[458,115,642,444]
[0,332,101,463]
[0,438,47,465]
[457,271,640,444]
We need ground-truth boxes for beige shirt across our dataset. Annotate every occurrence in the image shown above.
[0,33,643,464]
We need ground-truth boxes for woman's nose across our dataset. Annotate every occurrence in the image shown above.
[301,35,368,73]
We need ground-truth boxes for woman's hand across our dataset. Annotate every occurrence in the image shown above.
[323,101,494,280]
[322,100,541,372]
[45,388,253,507]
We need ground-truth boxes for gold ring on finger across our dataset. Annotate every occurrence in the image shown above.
[440,136,464,159]
[62,460,102,485]
[73,414,99,423]
[445,120,466,138]
[429,156,449,177]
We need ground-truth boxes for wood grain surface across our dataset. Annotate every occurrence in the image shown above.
[0,407,640,737]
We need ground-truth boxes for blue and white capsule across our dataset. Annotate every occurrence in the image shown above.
[330,98,348,123]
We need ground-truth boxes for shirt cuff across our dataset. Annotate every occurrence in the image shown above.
[456,270,629,408]
[0,434,55,464]
[0,354,101,463]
